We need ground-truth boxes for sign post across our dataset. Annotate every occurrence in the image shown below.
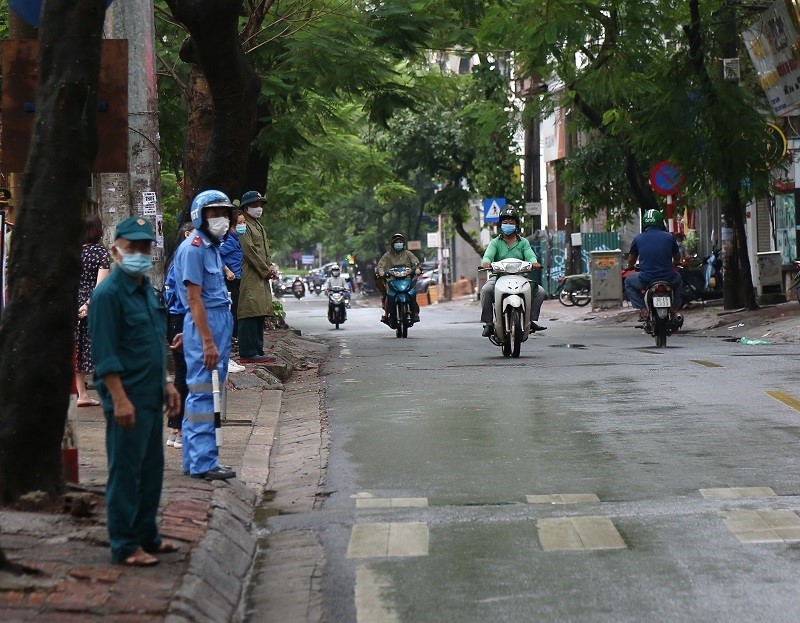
[649,161,686,233]
[482,198,506,224]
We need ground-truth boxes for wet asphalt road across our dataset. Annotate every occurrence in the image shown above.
[272,293,800,622]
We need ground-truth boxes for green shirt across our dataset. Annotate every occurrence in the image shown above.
[89,267,167,413]
[482,235,537,264]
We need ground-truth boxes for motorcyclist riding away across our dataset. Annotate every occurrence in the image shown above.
[624,209,683,326]
[376,233,421,323]
[480,208,547,337]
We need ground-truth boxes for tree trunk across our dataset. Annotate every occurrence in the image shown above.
[0,0,105,503]
[182,68,213,202]
[452,212,484,257]
[240,102,273,195]
[684,0,757,311]
[723,192,758,310]
[166,0,261,201]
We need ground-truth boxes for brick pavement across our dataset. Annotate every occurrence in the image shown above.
[0,328,330,623]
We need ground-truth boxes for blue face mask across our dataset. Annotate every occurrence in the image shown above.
[501,224,517,235]
[119,251,152,276]
[393,242,404,251]
[235,224,247,235]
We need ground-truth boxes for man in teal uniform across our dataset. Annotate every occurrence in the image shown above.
[479,207,547,336]
[89,216,181,567]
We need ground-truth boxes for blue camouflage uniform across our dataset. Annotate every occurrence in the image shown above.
[172,230,232,475]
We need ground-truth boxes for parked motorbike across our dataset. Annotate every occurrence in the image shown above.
[482,259,533,358]
[292,280,305,299]
[384,266,416,338]
[327,286,348,329]
[555,273,591,307]
[641,281,679,348]
[702,247,723,294]
[788,260,800,305]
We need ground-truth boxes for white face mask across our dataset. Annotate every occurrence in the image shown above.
[207,217,230,238]
[247,206,263,218]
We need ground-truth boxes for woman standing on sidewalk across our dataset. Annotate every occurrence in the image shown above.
[75,214,110,407]
[163,223,194,449]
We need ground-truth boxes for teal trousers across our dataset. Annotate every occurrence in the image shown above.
[105,407,164,562]
[238,316,265,358]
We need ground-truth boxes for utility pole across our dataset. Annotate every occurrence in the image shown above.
[102,0,163,284]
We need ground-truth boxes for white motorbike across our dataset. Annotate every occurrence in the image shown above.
[483,259,533,358]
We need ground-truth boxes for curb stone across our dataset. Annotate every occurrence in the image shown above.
[166,331,329,623]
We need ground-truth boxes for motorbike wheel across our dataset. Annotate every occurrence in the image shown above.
[558,288,575,307]
[570,288,591,307]
[501,312,512,357]
[511,309,523,358]
[654,317,668,348]
[396,302,407,338]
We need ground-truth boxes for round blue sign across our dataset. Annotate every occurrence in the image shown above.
[649,161,685,196]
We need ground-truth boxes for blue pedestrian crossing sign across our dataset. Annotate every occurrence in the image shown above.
[482,198,506,223]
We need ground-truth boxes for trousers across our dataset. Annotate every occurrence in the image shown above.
[167,313,187,430]
[105,407,164,562]
[182,307,232,475]
[624,272,683,310]
[238,316,265,358]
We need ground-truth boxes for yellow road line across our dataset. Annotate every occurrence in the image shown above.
[766,390,800,412]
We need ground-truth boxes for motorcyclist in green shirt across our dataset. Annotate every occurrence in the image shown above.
[479,208,546,337]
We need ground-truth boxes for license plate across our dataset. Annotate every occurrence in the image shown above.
[653,296,671,307]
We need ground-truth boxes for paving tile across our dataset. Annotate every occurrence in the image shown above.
[700,487,777,500]
[537,516,627,551]
[355,566,400,623]
[720,509,800,543]
[387,522,429,557]
[356,499,392,509]
[356,497,428,509]
[347,523,390,558]
[347,522,429,558]
[526,493,600,505]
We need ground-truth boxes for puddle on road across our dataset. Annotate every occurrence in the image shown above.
[549,343,588,349]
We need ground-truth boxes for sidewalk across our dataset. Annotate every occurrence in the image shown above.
[540,296,800,344]
[0,328,329,623]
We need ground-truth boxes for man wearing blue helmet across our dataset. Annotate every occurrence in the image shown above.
[172,190,236,481]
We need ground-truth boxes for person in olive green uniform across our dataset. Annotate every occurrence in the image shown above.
[237,191,278,363]
[376,233,422,323]
[89,217,181,567]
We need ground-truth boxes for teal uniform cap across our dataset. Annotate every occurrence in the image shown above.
[115,216,156,241]
[240,191,266,208]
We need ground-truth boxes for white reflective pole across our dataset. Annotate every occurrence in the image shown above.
[212,370,223,447]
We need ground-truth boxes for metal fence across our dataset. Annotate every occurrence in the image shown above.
[532,231,621,297]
